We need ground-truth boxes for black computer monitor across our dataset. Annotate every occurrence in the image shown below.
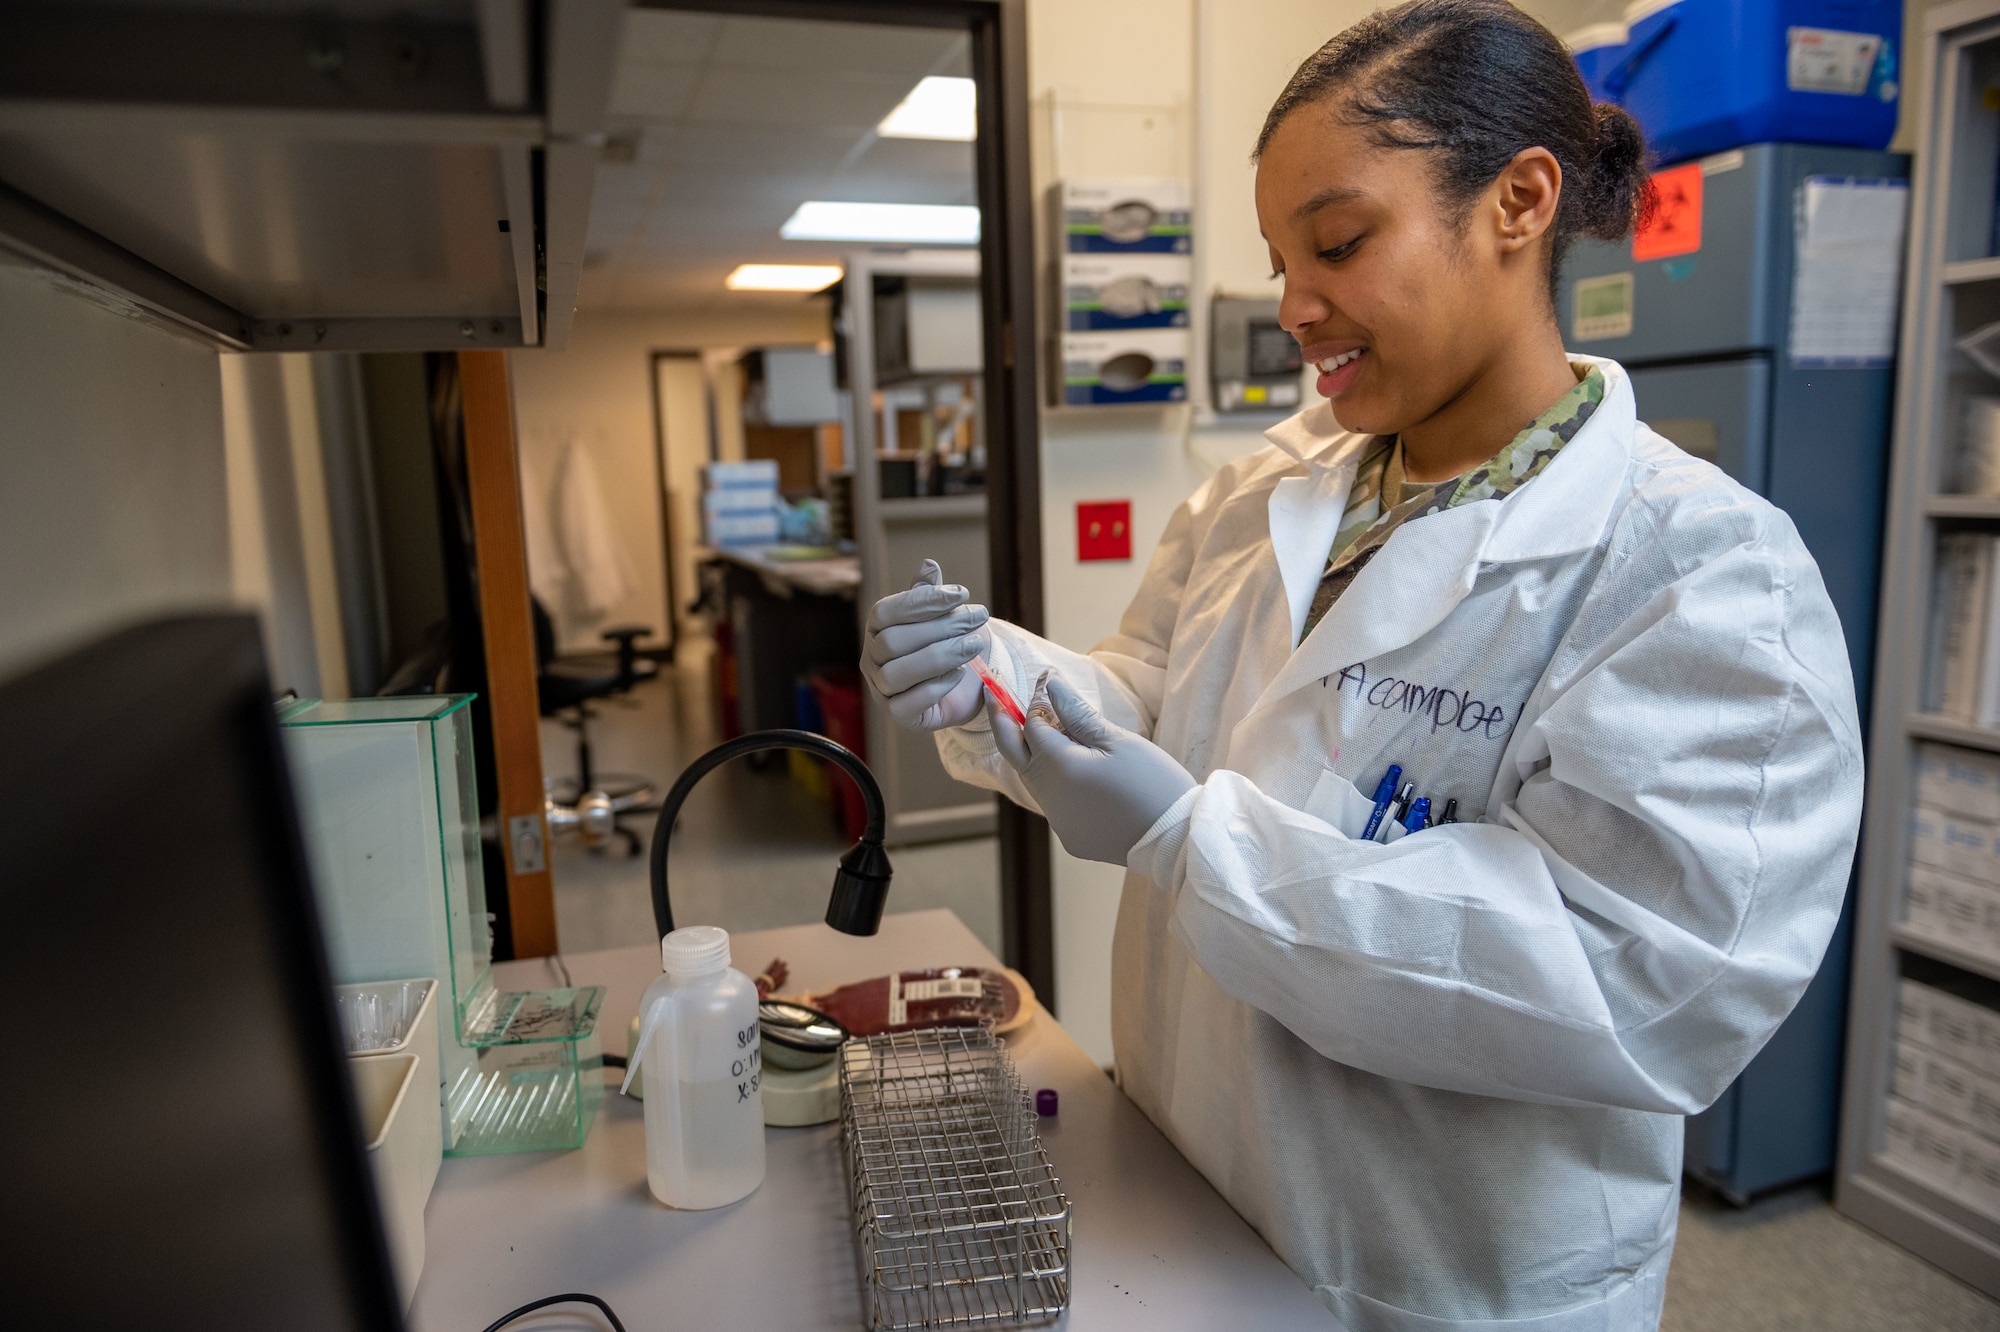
[0,615,404,1331]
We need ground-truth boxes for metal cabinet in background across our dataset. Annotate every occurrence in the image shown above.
[839,248,997,846]
[1559,140,1909,1201]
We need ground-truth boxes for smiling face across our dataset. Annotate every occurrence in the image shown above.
[1256,104,1554,439]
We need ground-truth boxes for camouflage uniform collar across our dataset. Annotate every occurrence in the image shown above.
[1298,365,1606,642]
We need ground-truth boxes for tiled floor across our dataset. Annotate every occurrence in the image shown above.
[1667,1182,1999,1330]
[544,646,2000,1329]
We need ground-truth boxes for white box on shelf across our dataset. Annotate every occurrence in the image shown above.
[1974,1003,2000,1075]
[1922,1048,1983,1126]
[761,347,840,426]
[900,282,985,374]
[706,514,782,547]
[1894,1036,1925,1098]
[350,1052,435,1309]
[1884,1094,1925,1169]
[1059,254,1193,332]
[1053,178,1193,255]
[1916,741,2000,822]
[1933,532,2000,723]
[1058,329,1190,406]
[335,979,442,1200]
[1933,869,1993,939]
[1907,866,1945,934]
[1910,804,1995,882]
[1899,978,1934,1046]
[1929,989,1988,1067]
[1912,1104,1969,1182]
[1885,1095,2000,1218]
[1981,886,2000,961]
[703,459,781,491]
[702,487,778,518]
[1971,1072,2000,1141]
[1959,1136,2000,1213]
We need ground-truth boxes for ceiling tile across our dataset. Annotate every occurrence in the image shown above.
[707,17,960,76]
[653,122,861,173]
[608,61,702,120]
[825,136,977,205]
[686,67,914,133]
[615,10,721,68]
[578,15,977,314]
[652,168,827,209]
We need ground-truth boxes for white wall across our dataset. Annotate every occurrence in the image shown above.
[508,304,828,653]
[0,258,232,682]
[220,352,351,699]
[1025,0,1373,1064]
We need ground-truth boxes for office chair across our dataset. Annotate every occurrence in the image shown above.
[534,597,662,856]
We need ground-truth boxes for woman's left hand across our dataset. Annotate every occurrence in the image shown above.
[992,673,1196,867]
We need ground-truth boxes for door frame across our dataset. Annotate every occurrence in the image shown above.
[648,348,705,658]
[630,0,1053,1005]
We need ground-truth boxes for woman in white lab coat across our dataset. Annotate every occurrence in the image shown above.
[862,1,1864,1327]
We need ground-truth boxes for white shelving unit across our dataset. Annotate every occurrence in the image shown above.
[1837,0,2000,1293]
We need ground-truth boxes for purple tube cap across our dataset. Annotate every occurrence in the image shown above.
[1035,1088,1058,1117]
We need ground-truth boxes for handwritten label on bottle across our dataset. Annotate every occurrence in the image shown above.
[733,1020,761,1102]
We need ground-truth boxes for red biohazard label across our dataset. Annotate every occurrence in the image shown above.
[1632,162,1703,262]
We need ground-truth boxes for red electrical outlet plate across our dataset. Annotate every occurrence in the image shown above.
[1077,500,1132,562]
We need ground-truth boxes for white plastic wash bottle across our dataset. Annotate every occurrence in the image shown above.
[622,925,766,1208]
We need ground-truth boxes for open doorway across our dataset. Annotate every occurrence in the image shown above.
[511,0,1050,999]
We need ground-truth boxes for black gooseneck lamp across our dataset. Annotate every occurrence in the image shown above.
[649,729,893,939]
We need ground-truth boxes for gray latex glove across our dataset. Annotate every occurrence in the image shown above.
[862,559,990,731]
[991,672,1197,867]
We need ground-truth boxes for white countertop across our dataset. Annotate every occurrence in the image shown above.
[409,909,1340,1331]
[706,544,862,598]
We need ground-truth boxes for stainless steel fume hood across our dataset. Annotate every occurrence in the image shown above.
[0,0,624,352]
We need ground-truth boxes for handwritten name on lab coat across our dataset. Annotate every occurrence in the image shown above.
[1324,660,1519,739]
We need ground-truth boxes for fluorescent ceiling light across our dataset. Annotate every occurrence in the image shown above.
[725,263,843,292]
[780,201,980,244]
[878,76,977,141]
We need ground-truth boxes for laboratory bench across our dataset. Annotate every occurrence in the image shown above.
[408,909,1340,1330]
[699,549,861,745]
[705,544,863,599]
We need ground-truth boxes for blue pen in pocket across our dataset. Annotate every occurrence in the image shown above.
[1403,796,1431,833]
[1360,764,1403,842]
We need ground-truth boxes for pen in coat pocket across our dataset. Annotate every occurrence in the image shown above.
[1359,765,1403,842]
[1378,782,1416,842]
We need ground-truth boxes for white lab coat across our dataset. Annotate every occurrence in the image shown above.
[937,357,1863,1331]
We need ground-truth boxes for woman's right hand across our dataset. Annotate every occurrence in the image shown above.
[862,559,991,731]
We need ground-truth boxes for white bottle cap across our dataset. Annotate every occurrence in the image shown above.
[662,925,730,977]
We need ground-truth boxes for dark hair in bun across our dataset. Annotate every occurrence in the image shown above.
[1255,0,1654,303]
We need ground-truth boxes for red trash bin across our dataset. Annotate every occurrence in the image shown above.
[807,669,867,842]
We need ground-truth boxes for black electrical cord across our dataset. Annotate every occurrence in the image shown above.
[479,1292,628,1332]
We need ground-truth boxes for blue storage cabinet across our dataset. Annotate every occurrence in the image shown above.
[1557,141,1909,1201]
[1589,0,1901,165]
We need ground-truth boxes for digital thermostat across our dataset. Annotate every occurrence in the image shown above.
[1211,296,1302,413]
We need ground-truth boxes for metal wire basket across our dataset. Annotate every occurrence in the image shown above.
[839,1027,1072,1329]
